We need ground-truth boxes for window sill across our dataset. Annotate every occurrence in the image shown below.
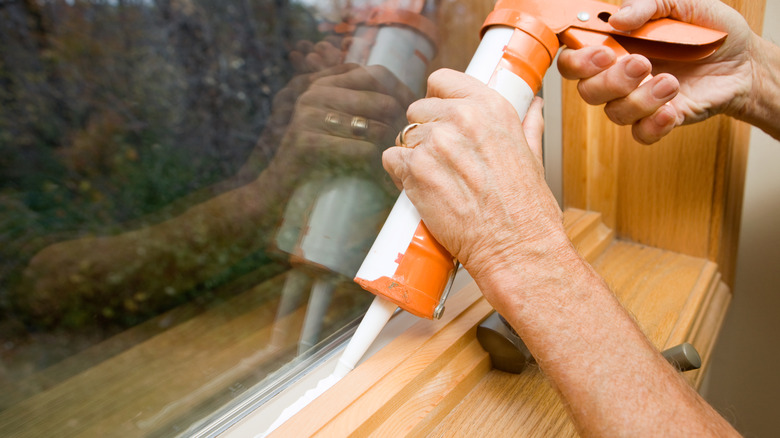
[229,208,731,437]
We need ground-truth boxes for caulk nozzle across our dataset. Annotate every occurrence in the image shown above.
[333,359,353,380]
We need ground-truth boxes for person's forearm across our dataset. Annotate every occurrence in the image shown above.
[18,160,299,323]
[143,159,298,277]
[738,34,780,140]
[473,232,738,437]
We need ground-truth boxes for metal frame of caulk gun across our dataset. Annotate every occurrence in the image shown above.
[354,0,727,323]
[268,4,438,355]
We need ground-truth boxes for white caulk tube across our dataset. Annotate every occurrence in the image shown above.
[354,23,554,318]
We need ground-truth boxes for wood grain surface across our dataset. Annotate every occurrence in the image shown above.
[268,210,731,437]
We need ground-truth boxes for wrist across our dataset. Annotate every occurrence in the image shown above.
[735,34,780,140]
[468,224,587,315]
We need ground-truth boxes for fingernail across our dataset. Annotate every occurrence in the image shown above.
[592,49,615,68]
[625,57,649,79]
[652,77,677,100]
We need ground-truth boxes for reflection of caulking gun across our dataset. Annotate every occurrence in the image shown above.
[269,2,438,352]
[353,0,727,324]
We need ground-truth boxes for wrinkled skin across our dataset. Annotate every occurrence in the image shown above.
[557,0,756,144]
[382,69,562,294]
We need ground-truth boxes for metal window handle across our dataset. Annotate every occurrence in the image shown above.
[660,342,702,372]
[476,312,533,374]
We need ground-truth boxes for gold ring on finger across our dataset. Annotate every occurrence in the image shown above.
[324,112,341,132]
[351,116,369,139]
[400,123,421,148]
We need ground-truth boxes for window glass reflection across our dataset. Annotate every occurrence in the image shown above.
[0,0,437,435]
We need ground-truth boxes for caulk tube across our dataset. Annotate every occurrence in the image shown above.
[354,14,559,319]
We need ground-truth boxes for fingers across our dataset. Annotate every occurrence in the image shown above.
[314,108,397,145]
[382,145,414,190]
[408,69,517,128]
[609,0,665,31]
[609,0,712,31]
[299,85,406,131]
[290,39,344,72]
[305,40,344,71]
[576,55,652,105]
[290,41,314,72]
[603,73,679,124]
[395,122,424,149]
[291,130,385,172]
[312,64,416,108]
[558,46,616,80]
[423,69,497,101]
[631,104,679,145]
[564,50,680,144]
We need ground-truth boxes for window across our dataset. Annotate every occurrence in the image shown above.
[0,0,438,435]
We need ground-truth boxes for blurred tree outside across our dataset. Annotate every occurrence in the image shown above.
[0,0,323,353]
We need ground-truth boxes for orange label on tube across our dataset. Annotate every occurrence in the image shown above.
[355,222,455,319]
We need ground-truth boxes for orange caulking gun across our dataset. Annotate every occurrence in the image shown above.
[347,0,726,369]
[263,2,726,434]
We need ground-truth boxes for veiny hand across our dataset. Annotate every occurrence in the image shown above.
[557,0,757,144]
[382,69,567,289]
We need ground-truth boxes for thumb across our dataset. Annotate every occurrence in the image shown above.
[609,0,665,31]
[522,97,545,164]
[382,146,414,191]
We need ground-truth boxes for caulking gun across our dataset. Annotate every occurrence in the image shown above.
[262,3,727,434]
[353,0,727,324]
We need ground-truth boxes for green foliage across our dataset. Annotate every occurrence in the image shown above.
[0,0,324,328]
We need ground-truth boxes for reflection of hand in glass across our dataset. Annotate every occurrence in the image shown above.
[15,54,414,329]
[289,37,345,73]
[269,63,415,185]
[237,38,346,180]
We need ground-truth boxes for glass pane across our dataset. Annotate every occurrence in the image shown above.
[0,0,437,435]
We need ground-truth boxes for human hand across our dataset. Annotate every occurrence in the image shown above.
[265,39,347,135]
[271,63,415,184]
[382,69,567,291]
[557,0,757,144]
